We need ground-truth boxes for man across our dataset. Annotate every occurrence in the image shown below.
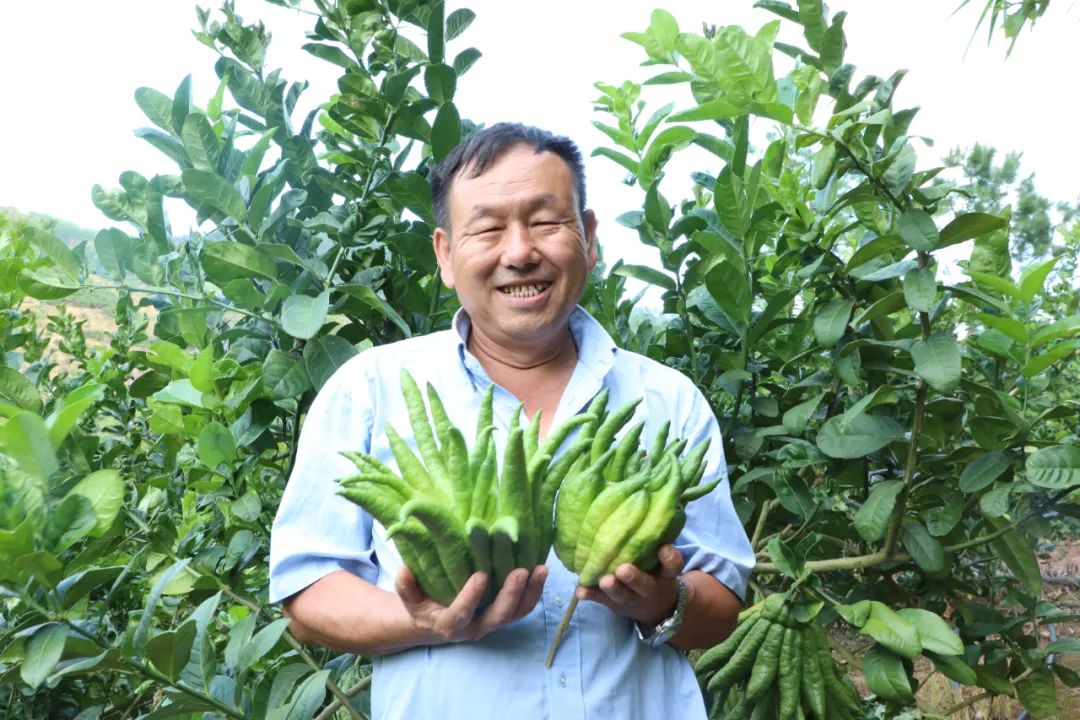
[270,123,754,719]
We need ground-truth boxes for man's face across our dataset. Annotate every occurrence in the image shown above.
[433,144,598,348]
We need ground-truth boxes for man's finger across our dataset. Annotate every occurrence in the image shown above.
[396,566,425,607]
[446,572,488,625]
[480,568,529,627]
[512,565,548,620]
[576,585,619,613]
[656,544,684,578]
[612,565,651,598]
[599,573,641,606]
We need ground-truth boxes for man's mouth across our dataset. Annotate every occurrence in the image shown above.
[498,282,553,298]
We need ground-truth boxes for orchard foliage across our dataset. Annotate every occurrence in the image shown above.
[0,0,1077,719]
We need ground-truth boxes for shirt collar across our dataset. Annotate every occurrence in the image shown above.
[451,306,618,389]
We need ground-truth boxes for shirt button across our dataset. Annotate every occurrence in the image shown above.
[558,673,567,687]
[554,595,564,607]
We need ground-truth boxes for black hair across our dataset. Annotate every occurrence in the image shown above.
[429,122,587,230]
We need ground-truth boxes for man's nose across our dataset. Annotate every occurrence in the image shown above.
[499,222,541,268]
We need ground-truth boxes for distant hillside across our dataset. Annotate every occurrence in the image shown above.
[0,207,101,248]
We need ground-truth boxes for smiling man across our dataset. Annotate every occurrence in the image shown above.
[270,123,754,720]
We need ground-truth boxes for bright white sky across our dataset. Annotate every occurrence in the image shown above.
[1,1,1078,271]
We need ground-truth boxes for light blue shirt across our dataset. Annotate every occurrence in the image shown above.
[269,307,754,720]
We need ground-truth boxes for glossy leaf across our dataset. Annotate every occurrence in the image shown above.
[146,621,198,682]
[201,242,278,283]
[853,480,903,541]
[959,452,1011,492]
[65,470,124,537]
[901,520,946,574]
[902,266,936,312]
[1026,445,1080,490]
[938,212,1007,248]
[861,645,914,702]
[896,608,963,655]
[182,169,247,221]
[988,518,1041,595]
[813,297,852,346]
[898,209,938,251]
[817,414,904,459]
[263,350,312,401]
[614,264,675,291]
[281,291,330,340]
[21,623,68,689]
[304,335,357,391]
[198,422,237,468]
[911,332,961,392]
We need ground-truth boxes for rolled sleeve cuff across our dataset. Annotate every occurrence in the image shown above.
[269,552,379,604]
[677,542,753,601]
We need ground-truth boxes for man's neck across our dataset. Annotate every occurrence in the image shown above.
[466,324,578,374]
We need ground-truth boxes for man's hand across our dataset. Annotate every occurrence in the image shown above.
[398,565,548,643]
[575,544,684,625]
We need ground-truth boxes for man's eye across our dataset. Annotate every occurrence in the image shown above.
[476,226,502,235]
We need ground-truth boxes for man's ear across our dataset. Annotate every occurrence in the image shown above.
[583,209,599,271]
[432,226,456,289]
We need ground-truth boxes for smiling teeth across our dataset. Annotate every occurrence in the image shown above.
[501,283,549,298]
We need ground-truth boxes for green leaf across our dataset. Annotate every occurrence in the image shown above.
[134,559,192,650]
[1032,314,1080,347]
[94,229,131,281]
[1,411,57,481]
[431,102,461,163]
[445,8,476,40]
[181,169,247,222]
[146,620,198,682]
[1019,256,1058,303]
[181,113,221,173]
[901,520,946,574]
[1026,445,1080,490]
[896,608,963,655]
[817,414,904,459]
[17,268,79,301]
[452,47,482,76]
[704,262,751,329]
[134,87,175,133]
[190,346,215,393]
[1016,669,1057,718]
[21,623,69,689]
[424,63,456,104]
[56,566,124,609]
[281,291,330,340]
[304,335,358,391]
[337,285,412,337]
[263,350,312,401]
[1022,340,1080,377]
[198,422,237,468]
[0,367,43,415]
[238,618,291,672]
[975,313,1028,344]
[45,382,105,448]
[614,264,675,291]
[902,266,936,313]
[284,669,330,720]
[232,490,262,522]
[153,379,205,409]
[1046,638,1080,655]
[853,480,903,541]
[65,470,124,537]
[767,537,803,578]
[201,242,278,283]
[898,209,939,251]
[979,483,1011,517]
[987,517,1041,595]
[797,0,827,51]
[959,452,1011,493]
[25,226,80,281]
[863,602,922,659]
[782,392,825,433]
[383,172,434,225]
[861,645,914,702]
[968,270,1021,300]
[928,652,977,685]
[911,332,961,392]
[591,147,639,174]
[837,600,872,627]
[813,297,853,346]
[938,212,1007,248]
[773,469,815,518]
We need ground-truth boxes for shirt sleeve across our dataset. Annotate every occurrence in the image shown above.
[268,356,380,603]
[672,383,755,600]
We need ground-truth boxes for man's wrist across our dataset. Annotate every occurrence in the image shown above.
[635,576,688,647]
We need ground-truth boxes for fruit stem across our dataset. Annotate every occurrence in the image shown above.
[545,593,581,668]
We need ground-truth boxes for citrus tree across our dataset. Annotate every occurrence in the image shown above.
[0,0,1078,718]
